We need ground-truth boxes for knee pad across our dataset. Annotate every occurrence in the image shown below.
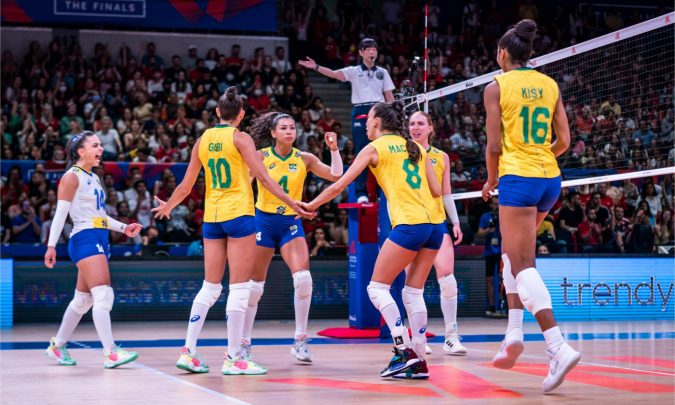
[68,290,93,315]
[91,285,114,312]
[367,281,395,311]
[516,268,552,314]
[502,253,518,294]
[293,270,313,299]
[248,280,265,307]
[194,280,223,308]
[226,282,250,313]
[402,286,427,315]
[439,274,457,299]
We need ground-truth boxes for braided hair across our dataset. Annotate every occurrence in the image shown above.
[248,112,294,149]
[65,131,96,170]
[371,101,421,164]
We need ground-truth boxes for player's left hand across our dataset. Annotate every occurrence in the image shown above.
[151,196,172,220]
[293,201,316,220]
[481,179,498,201]
[324,132,338,151]
[452,223,463,245]
[124,223,142,238]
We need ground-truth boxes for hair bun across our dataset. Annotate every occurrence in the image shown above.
[514,19,537,43]
[225,86,238,101]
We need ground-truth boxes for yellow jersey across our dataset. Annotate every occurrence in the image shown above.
[427,146,446,224]
[198,124,254,222]
[255,147,306,215]
[493,67,561,178]
[369,135,437,227]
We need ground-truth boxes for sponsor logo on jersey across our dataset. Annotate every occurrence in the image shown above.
[289,163,297,173]
[290,225,298,235]
[269,163,276,170]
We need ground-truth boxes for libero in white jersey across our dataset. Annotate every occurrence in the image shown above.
[44,131,142,369]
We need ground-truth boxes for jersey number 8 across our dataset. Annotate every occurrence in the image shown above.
[402,159,421,190]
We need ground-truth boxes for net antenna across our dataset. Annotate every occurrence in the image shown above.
[409,12,675,200]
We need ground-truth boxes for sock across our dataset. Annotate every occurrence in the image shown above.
[381,303,410,349]
[90,285,115,353]
[506,308,524,340]
[185,302,209,352]
[543,326,564,353]
[54,291,91,346]
[441,297,458,335]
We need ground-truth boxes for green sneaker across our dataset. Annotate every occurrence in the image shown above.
[103,345,139,369]
[45,337,77,366]
[222,355,267,375]
[176,346,209,373]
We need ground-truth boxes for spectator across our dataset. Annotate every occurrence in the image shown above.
[557,191,584,247]
[127,179,153,228]
[577,208,603,252]
[96,116,122,161]
[11,198,41,243]
[654,210,673,247]
[477,196,501,316]
[626,208,654,253]
[271,46,291,74]
[612,205,632,252]
[328,209,349,245]
[310,227,330,256]
[638,180,663,217]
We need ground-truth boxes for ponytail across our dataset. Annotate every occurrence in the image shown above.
[371,101,421,164]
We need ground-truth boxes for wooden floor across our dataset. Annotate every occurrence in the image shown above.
[1,318,674,404]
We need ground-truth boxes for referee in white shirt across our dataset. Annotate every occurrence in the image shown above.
[299,38,395,202]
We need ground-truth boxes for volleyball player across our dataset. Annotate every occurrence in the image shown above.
[241,112,343,363]
[481,20,578,393]
[44,131,142,368]
[408,111,467,356]
[301,101,442,378]
[152,87,311,375]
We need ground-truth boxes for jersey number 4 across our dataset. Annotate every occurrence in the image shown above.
[519,106,551,144]
[207,158,232,189]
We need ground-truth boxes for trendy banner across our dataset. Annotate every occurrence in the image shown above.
[529,257,675,321]
[1,0,276,32]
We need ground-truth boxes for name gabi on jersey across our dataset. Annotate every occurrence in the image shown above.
[522,87,544,99]
[208,143,222,152]
[388,144,407,154]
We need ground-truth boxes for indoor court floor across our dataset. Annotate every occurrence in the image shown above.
[1,318,673,404]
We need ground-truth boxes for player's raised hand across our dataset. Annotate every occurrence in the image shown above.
[124,223,143,238]
[151,196,171,220]
[324,132,338,151]
[298,57,318,70]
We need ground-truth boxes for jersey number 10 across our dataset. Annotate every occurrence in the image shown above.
[519,106,551,144]
[207,158,232,189]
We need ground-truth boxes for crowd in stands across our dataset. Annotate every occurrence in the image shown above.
[1,1,673,254]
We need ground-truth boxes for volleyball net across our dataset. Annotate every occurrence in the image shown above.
[407,13,675,201]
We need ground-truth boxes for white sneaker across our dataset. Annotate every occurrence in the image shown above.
[425,344,432,355]
[542,343,580,393]
[291,335,313,363]
[492,332,524,369]
[442,333,468,356]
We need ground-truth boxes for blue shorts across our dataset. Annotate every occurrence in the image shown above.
[255,209,305,248]
[202,215,256,239]
[388,223,445,251]
[498,175,561,212]
[68,229,110,264]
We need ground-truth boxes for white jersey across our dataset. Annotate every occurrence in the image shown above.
[66,166,108,236]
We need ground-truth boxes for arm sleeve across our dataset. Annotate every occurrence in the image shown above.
[330,149,344,176]
[106,216,127,233]
[47,200,71,247]
[442,194,460,224]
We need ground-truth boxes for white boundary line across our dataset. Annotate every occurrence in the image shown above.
[71,341,251,405]
[453,166,675,200]
[413,12,675,105]
[469,347,675,377]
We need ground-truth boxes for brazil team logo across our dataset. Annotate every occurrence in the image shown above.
[289,163,297,173]
[276,206,286,214]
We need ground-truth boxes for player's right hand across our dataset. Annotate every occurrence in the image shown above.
[44,246,56,269]
[298,57,318,70]
[293,201,316,220]
[151,196,172,220]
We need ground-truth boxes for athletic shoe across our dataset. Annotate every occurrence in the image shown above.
[45,337,76,366]
[425,344,432,355]
[239,342,252,360]
[176,346,209,373]
[103,346,138,369]
[492,333,524,369]
[393,359,429,379]
[542,343,580,393]
[291,335,313,363]
[443,333,468,356]
[222,355,268,375]
[379,347,420,377]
